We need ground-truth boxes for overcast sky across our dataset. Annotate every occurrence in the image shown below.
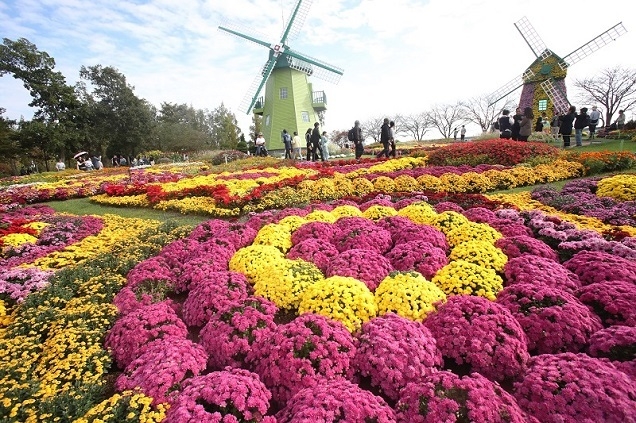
[1,0,635,138]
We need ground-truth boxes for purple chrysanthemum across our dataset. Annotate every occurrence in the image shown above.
[577,281,636,327]
[503,255,581,293]
[564,250,636,285]
[326,249,393,291]
[386,240,448,279]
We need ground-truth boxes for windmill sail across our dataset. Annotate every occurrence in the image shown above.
[218,24,272,50]
[560,22,627,69]
[239,56,278,114]
[285,49,343,84]
[540,79,570,115]
[280,0,313,43]
[514,17,548,57]
[488,69,535,106]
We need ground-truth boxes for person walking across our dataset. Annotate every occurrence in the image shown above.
[389,121,397,157]
[282,129,292,159]
[305,128,313,161]
[351,120,364,159]
[292,131,302,159]
[310,122,325,161]
[320,131,330,160]
[588,106,601,140]
[460,125,466,141]
[511,107,523,141]
[518,107,534,142]
[377,118,391,158]
[498,109,513,139]
[559,106,576,148]
[574,107,589,147]
[616,110,626,129]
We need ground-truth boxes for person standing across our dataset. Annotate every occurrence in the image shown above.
[588,106,601,140]
[518,107,533,142]
[282,129,292,159]
[511,107,523,141]
[453,127,458,141]
[377,118,391,158]
[550,113,560,139]
[559,106,576,148]
[291,131,302,159]
[535,115,544,132]
[351,120,364,159]
[55,158,65,171]
[321,131,330,160]
[255,133,267,156]
[498,109,513,139]
[389,121,397,157]
[574,107,589,147]
[616,110,626,129]
[460,125,466,141]
[310,122,325,161]
[305,128,313,161]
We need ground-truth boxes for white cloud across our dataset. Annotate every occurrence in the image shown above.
[1,0,635,138]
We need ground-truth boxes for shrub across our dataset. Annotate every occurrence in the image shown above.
[209,150,249,166]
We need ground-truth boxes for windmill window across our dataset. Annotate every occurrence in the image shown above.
[280,87,288,99]
[301,111,310,122]
[265,115,271,126]
[538,100,548,111]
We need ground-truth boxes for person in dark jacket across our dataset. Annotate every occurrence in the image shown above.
[499,109,512,139]
[377,118,391,158]
[310,122,325,161]
[534,116,544,132]
[352,120,364,159]
[573,107,589,147]
[305,128,313,161]
[511,107,522,141]
[559,106,577,148]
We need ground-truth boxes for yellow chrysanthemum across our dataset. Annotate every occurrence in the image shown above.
[375,271,446,321]
[229,244,285,281]
[445,222,502,248]
[253,258,324,309]
[1,233,38,247]
[304,209,338,223]
[253,223,294,253]
[331,205,363,219]
[362,205,398,221]
[450,241,508,272]
[299,276,377,332]
[432,260,504,300]
[398,201,437,225]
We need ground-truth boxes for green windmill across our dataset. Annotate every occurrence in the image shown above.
[489,17,626,115]
[219,0,343,151]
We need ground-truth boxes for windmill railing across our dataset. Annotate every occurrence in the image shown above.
[253,97,265,112]
[312,91,327,104]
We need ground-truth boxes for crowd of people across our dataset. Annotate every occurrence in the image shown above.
[497,105,627,148]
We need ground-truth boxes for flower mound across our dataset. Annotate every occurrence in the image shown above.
[165,368,274,423]
[299,276,377,332]
[332,224,393,254]
[182,271,252,327]
[432,260,504,300]
[386,240,448,279]
[513,353,636,422]
[276,379,396,423]
[395,371,529,423]
[326,249,393,291]
[253,258,324,310]
[379,217,448,251]
[450,240,507,272]
[229,245,285,281]
[564,250,636,285]
[115,338,208,404]
[246,313,356,404]
[199,296,278,369]
[104,302,188,369]
[577,281,636,327]
[190,220,258,249]
[496,284,602,354]
[354,313,442,400]
[290,221,336,245]
[588,326,636,362]
[0,267,54,303]
[286,238,339,273]
[503,256,581,293]
[375,271,446,321]
[495,235,559,261]
[425,295,529,382]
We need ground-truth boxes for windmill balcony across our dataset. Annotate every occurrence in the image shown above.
[312,91,327,112]
[254,97,264,115]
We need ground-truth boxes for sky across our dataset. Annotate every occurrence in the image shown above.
[1,0,635,138]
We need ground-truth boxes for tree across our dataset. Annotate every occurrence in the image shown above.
[400,112,431,141]
[460,95,514,133]
[153,102,211,152]
[361,116,386,143]
[574,66,636,127]
[0,109,22,175]
[79,65,155,156]
[209,103,241,150]
[1,37,83,166]
[249,114,262,142]
[427,103,468,139]
[329,129,349,148]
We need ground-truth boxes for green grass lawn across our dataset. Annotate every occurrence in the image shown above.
[48,198,211,226]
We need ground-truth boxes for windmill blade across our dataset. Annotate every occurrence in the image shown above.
[280,0,313,44]
[540,78,570,115]
[218,24,272,50]
[239,57,278,114]
[560,22,627,69]
[487,69,535,106]
[514,17,549,58]
[284,49,343,84]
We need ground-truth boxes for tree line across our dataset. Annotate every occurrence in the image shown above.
[0,38,243,174]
